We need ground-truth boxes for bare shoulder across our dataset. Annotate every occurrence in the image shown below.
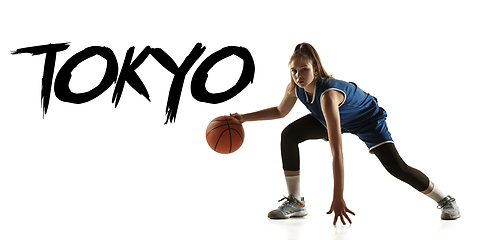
[321,89,345,106]
[285,82,297,98]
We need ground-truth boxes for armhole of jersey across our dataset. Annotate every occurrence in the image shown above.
[320,88,346,107]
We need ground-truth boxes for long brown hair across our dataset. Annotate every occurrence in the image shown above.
[287,42,333,93]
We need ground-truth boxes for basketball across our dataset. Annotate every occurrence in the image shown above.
[206,115,245,154]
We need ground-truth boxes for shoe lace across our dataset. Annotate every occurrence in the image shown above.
[278,195,294,207]
[437,196,455,209]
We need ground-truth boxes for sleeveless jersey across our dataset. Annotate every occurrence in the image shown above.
[296,79,393,151]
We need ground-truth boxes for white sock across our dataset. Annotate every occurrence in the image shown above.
[285,175,301,200]
[425,184,447,203]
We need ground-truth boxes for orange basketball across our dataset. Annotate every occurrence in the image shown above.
[206,115,245,154]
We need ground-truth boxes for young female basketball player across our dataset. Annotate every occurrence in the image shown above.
[230,42,460,225]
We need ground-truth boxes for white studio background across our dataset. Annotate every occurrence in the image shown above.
[1,1,479,240]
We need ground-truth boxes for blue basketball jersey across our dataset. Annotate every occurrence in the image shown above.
[296,78,393,150]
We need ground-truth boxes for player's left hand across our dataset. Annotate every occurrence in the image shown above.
[327,197,355,225]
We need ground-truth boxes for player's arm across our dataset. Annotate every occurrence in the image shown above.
[321,90,355,225]
[231,83,297,123]
[321,90,344,196]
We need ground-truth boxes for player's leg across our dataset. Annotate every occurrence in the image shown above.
[371,143,460,220]
[281,114,329,173]
[371,142,429,191]
[268,114,328,219]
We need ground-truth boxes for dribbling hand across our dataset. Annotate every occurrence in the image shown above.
[230,113,244,123]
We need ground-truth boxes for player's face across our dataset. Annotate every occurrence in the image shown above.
[290,57,317,91]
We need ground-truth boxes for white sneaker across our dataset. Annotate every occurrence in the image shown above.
[437,195,461,220]
[268,195,308,219]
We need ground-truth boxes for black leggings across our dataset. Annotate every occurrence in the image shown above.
[281,114,430,192]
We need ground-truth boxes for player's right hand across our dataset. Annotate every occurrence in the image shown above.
[230,113,244,123]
